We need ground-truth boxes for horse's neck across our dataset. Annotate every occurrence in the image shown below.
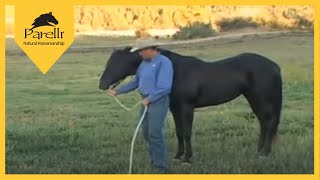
[160,50,204,64]
[160,50,179,62]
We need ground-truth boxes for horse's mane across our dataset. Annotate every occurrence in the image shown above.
[158,48,205,63]
[121,46,194,58]
[120,46,205,63]
[158,48,178,56]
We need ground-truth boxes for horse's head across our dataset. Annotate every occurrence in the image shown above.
[45,12,58,25]
[99,47,142,90]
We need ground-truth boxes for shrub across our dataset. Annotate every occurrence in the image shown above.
[296,16,313,29]
[173,22,216,40]
[217,17,258,31]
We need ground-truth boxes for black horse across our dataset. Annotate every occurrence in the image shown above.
[99,47,282,164]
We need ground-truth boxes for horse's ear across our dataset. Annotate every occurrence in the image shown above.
[123,46,132,52]
[112,46,133,53]
[49,12,52,15]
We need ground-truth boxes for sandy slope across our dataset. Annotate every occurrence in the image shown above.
[5,6,313,37]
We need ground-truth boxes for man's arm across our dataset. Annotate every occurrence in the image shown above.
[115,70,140,95]
[115,76,139,95]
[147,59,173,103]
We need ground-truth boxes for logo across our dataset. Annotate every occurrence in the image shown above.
[30,12,58,30]
[24,12,65,44]
[15,2,74,74]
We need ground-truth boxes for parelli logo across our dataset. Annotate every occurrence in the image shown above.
[15,2,74,74]
[24,12,65,45]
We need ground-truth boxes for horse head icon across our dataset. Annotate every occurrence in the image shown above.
[30,12,58,30]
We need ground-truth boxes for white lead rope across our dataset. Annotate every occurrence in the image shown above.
[113,96,142,111]
[112,96,147,174]
[128,106,147,174]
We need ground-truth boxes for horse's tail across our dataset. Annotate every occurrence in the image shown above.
[271,66,282,142]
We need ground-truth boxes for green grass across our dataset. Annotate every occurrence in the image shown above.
[5,35,314,174]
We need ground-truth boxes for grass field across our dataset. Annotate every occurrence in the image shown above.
[5,35,314,174]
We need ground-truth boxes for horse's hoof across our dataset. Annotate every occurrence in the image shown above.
[259,155,269,160]
[258,153,270,159]
[173,157,182,162]
[181,159,192,166]
[182,161,192,166]
[173,154,183,162]
[258,151,271,158]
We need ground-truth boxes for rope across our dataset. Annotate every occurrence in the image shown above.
[112,96,147,174]
[129,106,147,174]
[113,96,142,111]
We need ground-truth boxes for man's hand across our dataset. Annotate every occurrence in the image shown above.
[107,89,117,97]
[142,98,150,107]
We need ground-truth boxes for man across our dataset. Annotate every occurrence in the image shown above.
[107,38,174,172]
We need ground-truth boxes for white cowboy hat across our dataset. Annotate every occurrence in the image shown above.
[130,37,160,52]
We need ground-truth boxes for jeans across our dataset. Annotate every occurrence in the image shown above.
[140,95,169,170]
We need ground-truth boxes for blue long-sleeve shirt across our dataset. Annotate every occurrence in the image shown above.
[115,53,173,103]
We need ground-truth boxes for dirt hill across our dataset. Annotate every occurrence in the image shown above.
[5,6,313,36]
[74,6,313,31]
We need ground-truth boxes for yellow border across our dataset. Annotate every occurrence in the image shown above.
[2,0,318,5]
[0,0,5,176]
[1,0,319,179]
[315,1,320,178]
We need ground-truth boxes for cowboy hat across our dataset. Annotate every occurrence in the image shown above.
[130,37,160,52]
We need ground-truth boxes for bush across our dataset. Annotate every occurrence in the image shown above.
[217,17,258,31]
[267,20,286,29]
[173,22,216,40]
[296,16,313,29]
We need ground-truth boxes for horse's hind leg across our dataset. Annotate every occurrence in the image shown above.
[258,121,266,153]
[256,105,279,155]
[172,103,194,164]
[265,83,282,155]
[244,93,280,156]
[171,107,185,161]
[182,105,194,164]
[263,114,279,155]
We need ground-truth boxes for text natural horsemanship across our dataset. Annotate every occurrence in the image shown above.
[23,41,65,46]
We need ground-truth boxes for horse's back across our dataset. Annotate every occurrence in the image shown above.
[215,52,280,73]
[169,52,282,107]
